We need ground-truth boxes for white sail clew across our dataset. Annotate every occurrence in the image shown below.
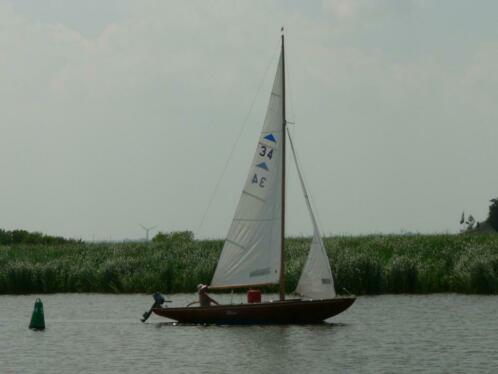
[288,130,337,299]
[210,53,284,288]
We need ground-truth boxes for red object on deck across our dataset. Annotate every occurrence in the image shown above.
[247,289,262,303]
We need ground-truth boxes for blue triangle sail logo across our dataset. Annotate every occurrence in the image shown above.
[264,133,276,143]
[256,162,269,171]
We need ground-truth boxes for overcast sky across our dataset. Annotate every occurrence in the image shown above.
[1,0,497,240]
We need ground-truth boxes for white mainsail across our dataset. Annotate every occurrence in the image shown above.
[289,130,336,299]
[210,53,284,288]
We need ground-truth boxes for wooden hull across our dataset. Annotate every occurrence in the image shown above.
[152,297,356,325]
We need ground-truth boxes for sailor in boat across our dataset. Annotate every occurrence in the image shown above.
[198,284,219,307]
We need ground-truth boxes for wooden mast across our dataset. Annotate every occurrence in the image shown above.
[279,29,286,301]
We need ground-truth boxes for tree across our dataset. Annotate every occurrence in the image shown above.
[152,232,168,243]
[487,198,498,231]
[0,229,11,245]
[152,230,194,244]
[11,229,30,244]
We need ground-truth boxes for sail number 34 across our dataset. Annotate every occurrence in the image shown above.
[259,145,273,159]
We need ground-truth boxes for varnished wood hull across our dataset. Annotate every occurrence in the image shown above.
[152,297,355,325]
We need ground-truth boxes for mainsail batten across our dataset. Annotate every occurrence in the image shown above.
[210,53,284,288]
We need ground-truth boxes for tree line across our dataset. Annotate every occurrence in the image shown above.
[0,229,80,245]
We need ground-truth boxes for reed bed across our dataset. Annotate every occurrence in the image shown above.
[1,235,497,295]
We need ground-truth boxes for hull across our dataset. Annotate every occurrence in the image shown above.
[152,297,355,325]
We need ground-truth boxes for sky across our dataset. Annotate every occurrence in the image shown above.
[1,0,497,240]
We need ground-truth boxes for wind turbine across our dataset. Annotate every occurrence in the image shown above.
[140,224,157,242]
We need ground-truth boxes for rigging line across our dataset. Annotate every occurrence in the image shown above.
[285,48,327,237]
[287,127,327,238]
[196,42,280,236]
[284,42,296,227]
[284,43,327,237]
[282,40,294,231]
[285,52,297,129]
[298,133,327,238]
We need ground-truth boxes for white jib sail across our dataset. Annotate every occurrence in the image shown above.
[210,53,284,288]
[289,130,336,299]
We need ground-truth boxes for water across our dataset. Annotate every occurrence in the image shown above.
[1,294,497,373]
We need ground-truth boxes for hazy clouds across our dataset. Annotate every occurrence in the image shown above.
[1,0,497,240]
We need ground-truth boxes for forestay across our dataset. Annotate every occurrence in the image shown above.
[210,53,284,288]
[288,130,336,299]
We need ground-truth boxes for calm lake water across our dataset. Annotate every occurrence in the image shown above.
[0,293,497,373]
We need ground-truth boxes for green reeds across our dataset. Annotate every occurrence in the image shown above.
[0,234,497,294]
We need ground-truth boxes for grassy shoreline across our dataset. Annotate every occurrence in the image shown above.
[1,234,497,295]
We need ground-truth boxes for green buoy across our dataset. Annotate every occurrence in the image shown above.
[29,298,45,330]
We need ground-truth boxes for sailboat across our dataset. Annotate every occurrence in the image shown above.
[152,32,355,324]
